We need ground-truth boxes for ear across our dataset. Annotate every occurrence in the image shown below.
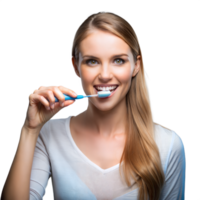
[132,55,141,77]
[72,57,80,77]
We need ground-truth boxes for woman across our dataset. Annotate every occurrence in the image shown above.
[1,12,185,200]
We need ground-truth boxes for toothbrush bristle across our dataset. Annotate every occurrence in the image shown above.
[97,90,111,98]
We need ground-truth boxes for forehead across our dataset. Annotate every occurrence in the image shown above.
[79,30,132,57]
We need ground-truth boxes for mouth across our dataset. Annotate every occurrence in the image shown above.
[94,86,118,99]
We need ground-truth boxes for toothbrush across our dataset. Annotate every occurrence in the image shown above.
[54,91,111,102]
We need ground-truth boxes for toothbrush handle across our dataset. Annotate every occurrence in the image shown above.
[54,94,84,102]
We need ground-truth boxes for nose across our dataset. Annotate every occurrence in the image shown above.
[98,63,113,82]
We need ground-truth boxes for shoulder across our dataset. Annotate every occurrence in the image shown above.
[38,115,72,141]
[34,116,74,158]
[153,123,184,153]
[154,124,173,146]
[153,123,185,175]
[155,125,186,197]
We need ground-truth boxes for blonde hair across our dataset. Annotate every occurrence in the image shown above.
[72,12,165,200]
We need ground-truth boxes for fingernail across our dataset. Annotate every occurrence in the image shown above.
[61,102,65,107]
[46,106,50,110]
[50,103,54,109]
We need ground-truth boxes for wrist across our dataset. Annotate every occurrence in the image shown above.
[21,126,41,141]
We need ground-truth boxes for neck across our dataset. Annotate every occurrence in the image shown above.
[83,97,127,138]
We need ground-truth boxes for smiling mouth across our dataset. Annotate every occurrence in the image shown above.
[94,86,118,94]
[94,86,118,92]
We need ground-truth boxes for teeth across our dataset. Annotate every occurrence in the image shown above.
[95,86,117,91]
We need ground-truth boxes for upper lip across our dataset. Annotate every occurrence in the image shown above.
[94,84,119,87]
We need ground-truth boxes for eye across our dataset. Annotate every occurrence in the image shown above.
[86,58,125,65]
[86,59,98,66]
[115,58,124,64]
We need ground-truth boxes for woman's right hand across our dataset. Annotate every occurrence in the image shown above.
[23,86,77,132]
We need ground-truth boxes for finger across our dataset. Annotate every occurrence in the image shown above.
[51,87,66,106]
[40,96,51,110]
[45,90,57,109]
[61,100,75,107]
[58,86,77,98]
[31,89,38,94]
[36,89,56,103]
[38,86,46,90]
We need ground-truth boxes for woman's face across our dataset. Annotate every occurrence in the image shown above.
[72,30,140,111]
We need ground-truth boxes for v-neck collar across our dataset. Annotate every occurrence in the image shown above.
[67,115,123,172]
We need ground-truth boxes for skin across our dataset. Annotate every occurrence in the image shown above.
[71,30,141,169]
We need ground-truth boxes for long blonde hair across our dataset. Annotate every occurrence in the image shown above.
[72,12,165,200]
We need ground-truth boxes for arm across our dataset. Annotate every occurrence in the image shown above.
[1,127,40,200]
[159,131,186,200]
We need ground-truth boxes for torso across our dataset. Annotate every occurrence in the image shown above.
[70,115,126,170]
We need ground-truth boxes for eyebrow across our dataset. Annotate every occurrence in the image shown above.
[82,54,129,59]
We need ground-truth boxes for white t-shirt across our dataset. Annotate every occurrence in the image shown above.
[29,116,185,200]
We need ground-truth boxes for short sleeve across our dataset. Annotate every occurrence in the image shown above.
[159,131,186,200]
[29,123,52,200]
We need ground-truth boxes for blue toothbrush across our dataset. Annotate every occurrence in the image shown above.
[54,91,111,102]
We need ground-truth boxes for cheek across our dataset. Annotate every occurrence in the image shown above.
[115,67,133,83]
[80,67,96,89]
